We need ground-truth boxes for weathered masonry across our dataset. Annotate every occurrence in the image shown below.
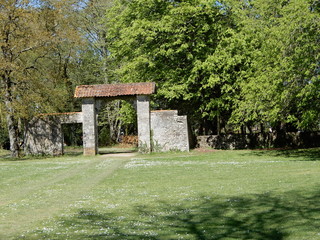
[74,82,155,155]
[151,110,189,152]
[24,112,83,155]
[24,82,190,156]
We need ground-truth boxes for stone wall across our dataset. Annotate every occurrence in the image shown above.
[24,109,190,155]
[24,117,63,155]
[136,95,151,152]
[151,110,189,152]
[197,132,320,150]
[24,113,83,156]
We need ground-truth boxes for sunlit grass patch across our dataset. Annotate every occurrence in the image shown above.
[0,148,320,239]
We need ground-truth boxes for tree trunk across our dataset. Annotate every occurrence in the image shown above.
[106,101,123,144]
[217,114,221,135]
[260,123,265,133]
[5,111,20,157]
[4,75,20,157]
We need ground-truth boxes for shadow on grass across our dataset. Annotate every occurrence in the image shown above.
[26,189,320,239]
[98,146,137,155]
[63,151,83,157]
[99,149,137,155]
[244,148,320,161]
[0,150,84,162]
[0,152,11,160]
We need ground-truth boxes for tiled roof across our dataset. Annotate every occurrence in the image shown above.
[74,82,156,98]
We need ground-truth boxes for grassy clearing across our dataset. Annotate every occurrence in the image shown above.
[0,148,320,239]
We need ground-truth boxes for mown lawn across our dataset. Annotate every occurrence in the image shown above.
[0,148,320,239]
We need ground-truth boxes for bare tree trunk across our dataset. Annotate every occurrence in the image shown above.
[5,110,20,157]
[260,123,265,133]
[105,100,123,144]
[4,75,20,157]
[101,31,109,83]
[107,109,115,143]
[217,114,221,135]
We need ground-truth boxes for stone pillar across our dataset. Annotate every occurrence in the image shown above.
[136,95,151,152]
[82,98,98,155]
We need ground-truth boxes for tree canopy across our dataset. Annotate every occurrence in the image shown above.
[105,0,319,134]
[226,0,320,131]
[0,0,82,156]
[0,0,319,155]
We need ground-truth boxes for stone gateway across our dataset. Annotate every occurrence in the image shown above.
[24,82,189,155]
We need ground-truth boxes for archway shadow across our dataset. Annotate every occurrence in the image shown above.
[27,188,320,239]
[98,146,137,155]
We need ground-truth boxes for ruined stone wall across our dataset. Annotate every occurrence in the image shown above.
[24,113,83,156]
[24,109,190,155]
[24,117,63,156]
[197,132,320,150]
[151,110,189,152]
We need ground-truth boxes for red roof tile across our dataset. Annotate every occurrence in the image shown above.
[74,82,156,98]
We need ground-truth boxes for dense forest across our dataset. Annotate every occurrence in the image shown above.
[0,0,319,156]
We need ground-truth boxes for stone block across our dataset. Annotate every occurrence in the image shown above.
[136,95,151,152]
[151,110,189,152]
[82,98,98,155]
[24,117,63,156]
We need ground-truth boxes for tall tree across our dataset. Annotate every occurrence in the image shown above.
[227,0,320,132]
[106,0,237,134]
[75,0,114,83]
[105,0,319,135]
[76,0,128,144]
[0,0,81,156]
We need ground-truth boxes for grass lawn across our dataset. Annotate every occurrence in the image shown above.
[0,148,320,239]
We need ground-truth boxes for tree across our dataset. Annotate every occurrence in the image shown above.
[106,0,238,134]
[105,0,319,136]
[0,0,81,156]
[227,0,320,132]
[75,0,114,83]
[76,0,130,144]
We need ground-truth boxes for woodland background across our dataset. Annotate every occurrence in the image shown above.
[0,0,319,156]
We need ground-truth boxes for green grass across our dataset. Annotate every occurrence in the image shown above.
[0,148,320,239]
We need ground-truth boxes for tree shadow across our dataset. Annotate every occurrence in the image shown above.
[0,152,11,160]
[98,146,137,155]
[24,189,320,239]
[99,149,137,155]
[63,147,83,157]
[0,149,83,161]
[243,148,320,161]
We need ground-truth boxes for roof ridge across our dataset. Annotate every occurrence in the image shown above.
[74,82,156,98]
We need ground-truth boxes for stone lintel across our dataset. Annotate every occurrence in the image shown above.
[36,112,83,124]
[59,112,83,124]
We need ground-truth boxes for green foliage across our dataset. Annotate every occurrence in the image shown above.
[62,124,83,146]
[0,0,86,156]
[98,100,137,146]
[106,0,320,133]
[106,0,238,132]
[118,101,137,134]
[226,0,320,131]
[98,125,111,146]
